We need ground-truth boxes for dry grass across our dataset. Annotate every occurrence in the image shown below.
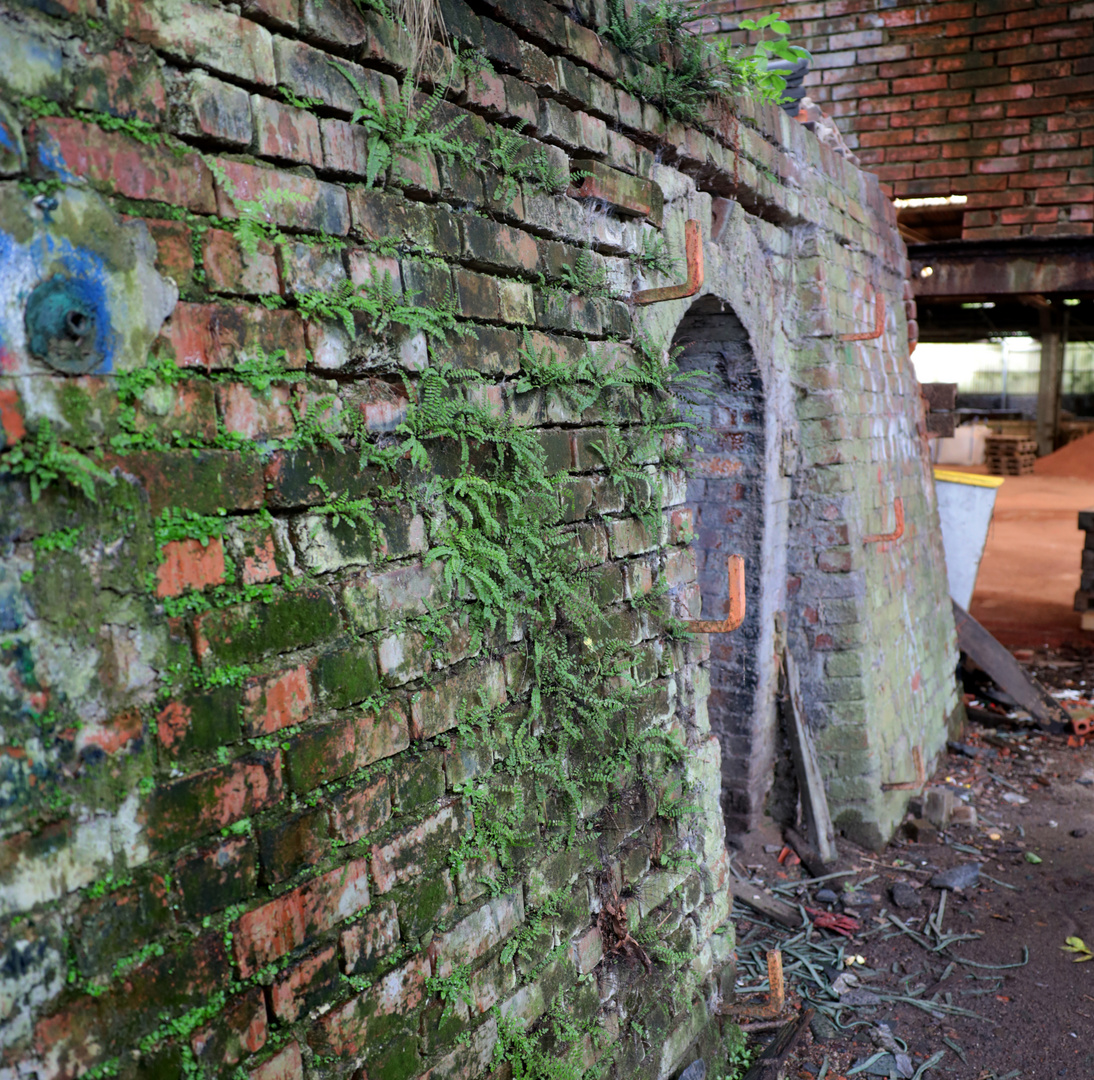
[390,0,448,92]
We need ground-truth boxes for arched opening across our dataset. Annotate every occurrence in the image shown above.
[673,295,769,837]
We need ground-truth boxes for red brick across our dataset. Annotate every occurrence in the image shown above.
[159,302,307,372]
[915,159,971,177]
[156,538,227,598]
[217,382,296,441]
[211,158,350,236]
[1035,185,1094,203]
[1010,59,1073,82]
[310,956,430,1056]
[270,944,340,1022]
[1005,96,1068,115]
[1034,149,1092,169]
[250,1041,304,1080]
[1006,6,1070,27]
[146,753,283,850]
[964,189,1026,207]
[232,857,371,976]
[32,118,215,212]
[974,118,1031,136]
[973,153,1031,172]
[252,95,323,166]
[320,116,368,174]
[1006,169,1069,189]
[241,533,281,585]
[143,219,195,291]
[1000,206,1059,224]
[191,988,268,1068]
[202,229,280,297]
[241,664,313,736]
[974,28,1032,50]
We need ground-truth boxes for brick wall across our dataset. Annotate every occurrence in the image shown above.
[0,0,957,1075]
[699,0,1094,239]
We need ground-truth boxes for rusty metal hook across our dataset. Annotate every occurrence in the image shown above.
[687,553,745,633]
[632,219,704,305]
[882,745,925,792]
[840,288,885,342]
[863,495,904,545]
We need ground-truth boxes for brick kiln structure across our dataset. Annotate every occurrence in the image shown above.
[699,0,1094,240]
[0,0,958,1076]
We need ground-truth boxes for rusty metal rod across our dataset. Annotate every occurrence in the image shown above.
[840,289,886,342]
[863,495,904,545]
[632,219,704,305]
[882,746,926,792]
[687,553,745,634]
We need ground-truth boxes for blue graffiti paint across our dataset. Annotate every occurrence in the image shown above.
[35,131,79,185]
[33,233,118,374]
[0,121,16,154]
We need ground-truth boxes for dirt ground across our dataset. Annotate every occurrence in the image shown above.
[730,646,1094,1080]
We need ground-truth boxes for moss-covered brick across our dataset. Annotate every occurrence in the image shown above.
[434,891,524,979]
[146,752,283,850]
[173,836,259,920]
[211,158,351,236]
[378,629,431,686]
[369,1033,423,1080]
[72,872,172,976]
[258,805,329,883]
[286,704,408,792]
[370,802,464,894]
[232,857,371,976]
[461,217,539,274]
[190,987,268,1072]
[341,898,400,976]
[109,450,265,515]
[270,943,340,1023]
[312,639,380,709]
[410,660,506,740]
[343,560,446,634]
[193,587,340,666]
[156,686,242,760]
[390,749,445,813]
[263,447,393,509]
[310,956,430,1055]
[34,933,231,1077]
[329,774,391,843]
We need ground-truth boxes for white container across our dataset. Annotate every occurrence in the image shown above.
[933,468,1005,609]
[932,422,991,466]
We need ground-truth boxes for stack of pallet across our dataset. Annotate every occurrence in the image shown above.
[1076,509,1094,630]
[984,434,1037,476]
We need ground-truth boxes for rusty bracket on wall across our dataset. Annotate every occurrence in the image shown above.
[632,219,704,305]
[882,746,926,792]
[840,288,886,342]
[687,553,745,633]
[863,495,904,545]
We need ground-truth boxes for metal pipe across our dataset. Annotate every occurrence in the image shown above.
[687,553,746,634]
[632,219,704,305]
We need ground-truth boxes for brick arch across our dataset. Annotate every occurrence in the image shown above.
[672,294,770,836]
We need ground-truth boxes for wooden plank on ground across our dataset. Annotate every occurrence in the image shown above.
[733,882,801,929]
[952,600,1069,728]
[783,652,838,865]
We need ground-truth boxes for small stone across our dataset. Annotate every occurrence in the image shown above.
[815,888,839,904]
[903,818,938,844]
[891,882,920,909]
[841,989,883,1006]
[930,863,981,891]
[678,1061,706,1080]
[925,787,955,828]
[810,1013,838,1042]
[950,804,978,828]
[842,891,873,908]
[1071,828,1088,838]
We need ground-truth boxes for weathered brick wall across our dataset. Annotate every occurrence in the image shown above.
[699,0,1094,239]
[0,0,957,1076]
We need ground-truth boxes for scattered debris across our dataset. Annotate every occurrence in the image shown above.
[1061,936,1093,962]
[929,863,981,891]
